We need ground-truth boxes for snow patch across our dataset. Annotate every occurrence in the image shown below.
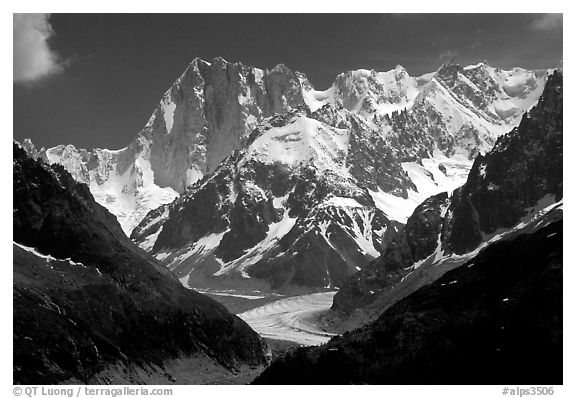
[325,196,363,208]
[161,97,177,134]
[197,289,266,300]
[302,87,335,112]
[185,167,203,186]
[139,226,163,252]
[368,189,417,224]
[170,230,228,268]
[214,209,298,277]
[245,116,349,174]
[368,153,471,223]
[14,242,58,262]
[14,242,87,270]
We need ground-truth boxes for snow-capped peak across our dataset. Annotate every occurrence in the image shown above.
[37,57,311,235]
[39,58,549,241]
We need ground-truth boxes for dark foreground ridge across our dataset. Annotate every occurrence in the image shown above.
[254,220,562,384]
[13,143,268,384]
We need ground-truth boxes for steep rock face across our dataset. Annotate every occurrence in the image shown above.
[330,71,562,326]
[254,220,563,385]
[32,57,309,234]
[13,143,268,384]
[132,63,550,292]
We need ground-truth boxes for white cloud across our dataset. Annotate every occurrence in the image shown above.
[13,13,63,83]
[531,14,563,31]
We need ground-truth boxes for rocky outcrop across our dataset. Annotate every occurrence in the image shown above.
[13,143,268,384]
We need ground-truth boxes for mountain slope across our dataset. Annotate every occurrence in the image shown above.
[253,219,562,384]
[13,143,268,384]
[329,70,562,329]
[131,63,550,293]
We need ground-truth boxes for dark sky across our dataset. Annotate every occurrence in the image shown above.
[13,14,563,150]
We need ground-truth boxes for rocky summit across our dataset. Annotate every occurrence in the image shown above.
[24,57,310,234]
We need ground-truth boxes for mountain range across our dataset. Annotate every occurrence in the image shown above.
[25,59,549,239]
[23,59,551,294]
[124,59,549,293]
[15,55,562,385]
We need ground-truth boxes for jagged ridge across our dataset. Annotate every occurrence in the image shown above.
[28,60,548,239]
